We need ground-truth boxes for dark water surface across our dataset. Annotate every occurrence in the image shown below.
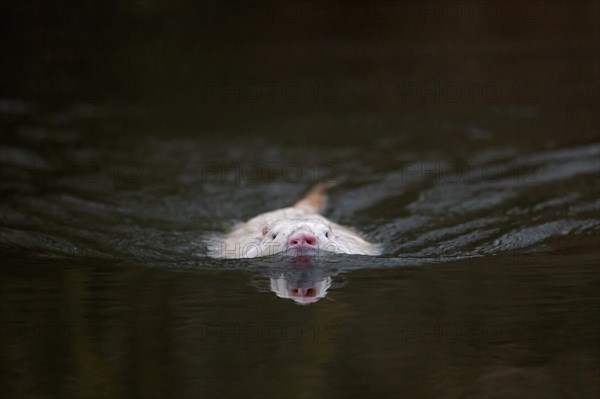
[1,2,599,398]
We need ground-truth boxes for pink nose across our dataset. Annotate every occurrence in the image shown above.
[287,231,318,248]
[290,287,317,298]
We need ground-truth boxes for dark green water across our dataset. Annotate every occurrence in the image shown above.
[1,2,599,398]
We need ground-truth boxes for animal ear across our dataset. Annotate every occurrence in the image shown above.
[328,223,333,231]
[261,224,269,236]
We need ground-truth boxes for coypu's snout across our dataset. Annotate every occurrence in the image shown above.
[287,230,318,249]
[289,287,317,298]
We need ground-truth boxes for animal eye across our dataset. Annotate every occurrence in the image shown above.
[325,232,329,238]
[272,234,277,239]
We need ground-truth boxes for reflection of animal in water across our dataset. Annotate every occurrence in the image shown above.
[269,256,333,305]
[210,182,382,258]
[271,274,332,305]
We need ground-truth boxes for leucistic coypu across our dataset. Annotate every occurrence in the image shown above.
[209,182,381,258]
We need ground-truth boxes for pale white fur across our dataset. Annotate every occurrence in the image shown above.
[210,207,381,259]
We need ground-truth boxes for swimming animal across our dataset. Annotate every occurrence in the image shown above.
[209,182,381,258]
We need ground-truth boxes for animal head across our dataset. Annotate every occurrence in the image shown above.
[245,218,351,257]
